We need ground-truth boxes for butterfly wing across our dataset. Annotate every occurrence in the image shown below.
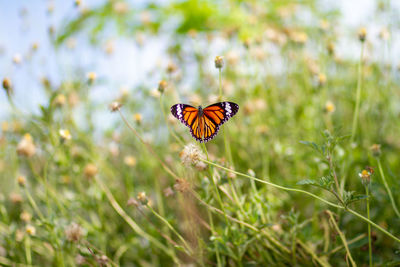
[202,102,239,142]
[171,104,203,142]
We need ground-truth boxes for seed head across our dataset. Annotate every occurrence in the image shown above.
[358,27,367,42]
[65,222,84,242]
[83,163,98,179]
[174,178,191,193]
[2,78,12,93]
[214,56,224,69]
[370,144,381,157]
[180,144,206,169]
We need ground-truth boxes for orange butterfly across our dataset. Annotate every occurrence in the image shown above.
[171,102,239,142]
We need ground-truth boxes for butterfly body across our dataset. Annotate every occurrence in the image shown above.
[171,102,239,143]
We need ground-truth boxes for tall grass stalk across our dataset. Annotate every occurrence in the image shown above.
[326,210,357,267]
[377,159,400,218]
[350,41,365,143]
[365,186,372,266]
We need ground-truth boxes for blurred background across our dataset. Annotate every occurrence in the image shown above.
[1,0,400,266]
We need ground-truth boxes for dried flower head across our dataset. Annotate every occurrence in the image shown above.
[26,225,36,236]
[214,56,224,69]
[17,133,36,157]
[158,80,167,93]
[137,191,148,205]
[17,175,26,187]
[59,129,72,141]
[83,163,98,179]
[174,178,191,193]
[180,144,206,169]
[325,101,335,114]
[163,187,174,197]
[370,144,381,157]
[358,27,367,42]
[109,101,122,112]
[65,222,84,242]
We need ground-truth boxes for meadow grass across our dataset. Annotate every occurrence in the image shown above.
[1,1,400,266]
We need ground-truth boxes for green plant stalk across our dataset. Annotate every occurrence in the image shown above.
[377,159,400,218]
[207,210,222,267]
[201,159,400,244]
[201,142,230,226]
[327,210,357,267]
[366,186,372,267]
[24,187,45,221]
[147,204,193,255]
[94,174,179,263]
[350,41,365,143]
[218,67,246,217]
[25,237,32,265]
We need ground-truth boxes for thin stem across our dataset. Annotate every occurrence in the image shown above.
[201,142,230,226]
[201,159,400,244]
[377,159,400,218]
[350,41,365,143]
[326,210,357,267]
[366,186,372,267]
[218,69,222,101]
[25,236,32,265]
[160,95,184,146]
[147,204,193,255]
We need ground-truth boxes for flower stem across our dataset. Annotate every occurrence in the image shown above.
[350,41,365,143]
[377,159,400,218]
[366,186,372,267]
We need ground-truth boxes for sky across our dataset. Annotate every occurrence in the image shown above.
[0,0,399,123]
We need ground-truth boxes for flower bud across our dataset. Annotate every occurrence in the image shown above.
[358,27,367,42]
[158,80,167,93]
[214,56,224,69]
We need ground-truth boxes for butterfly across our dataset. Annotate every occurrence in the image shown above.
[171,102,239,143]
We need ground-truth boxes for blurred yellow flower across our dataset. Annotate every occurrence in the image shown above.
[124,156,137,167]
[133,113,142,124]
[87,72,97,84]
[17,175,26,187]
[84,163,98,179]
[26,225,36,236]
[325,101,335,114]
[59,129,72,141]
[20,211,32,222]
[358,27,367,42]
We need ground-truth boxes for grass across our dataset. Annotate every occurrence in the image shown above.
[1,0,400,266]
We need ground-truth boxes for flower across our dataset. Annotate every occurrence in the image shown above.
[370,144,381,157]
[359,169,372,186]
[2,77,13,97]
[26,225,36,236]
[17,134,36,157]
[87,72,97,84]
[10,192,23,204]
[65,222,84,242]
[133,113,142,124]
[13,54,22,65]
[325,101,335,114]
[59,129,72,141]
[174,178,191,193]
[379,27,390,41]
[214,56,224,69]
[358,27,367,42]
[83,163,98,179]
[318,73,327,86]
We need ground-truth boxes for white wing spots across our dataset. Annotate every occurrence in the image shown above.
[177,104,183,120]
